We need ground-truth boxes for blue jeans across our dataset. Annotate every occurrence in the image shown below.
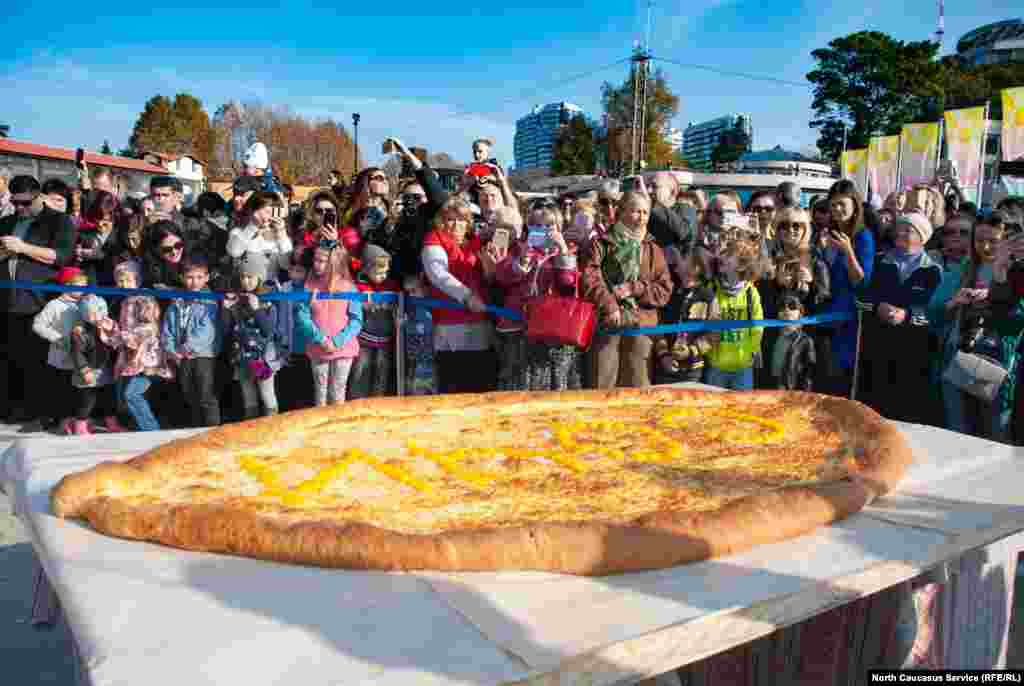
[119,375,161,432]
[703,366,754,391]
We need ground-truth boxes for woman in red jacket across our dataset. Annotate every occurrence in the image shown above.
[420,197,496,393]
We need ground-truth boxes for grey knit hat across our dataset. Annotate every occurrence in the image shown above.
[361,244,390,269]
[237,251,269,280]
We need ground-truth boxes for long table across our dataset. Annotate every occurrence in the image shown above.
[3,402,1023,685]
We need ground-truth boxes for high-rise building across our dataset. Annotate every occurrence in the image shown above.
[956,19,1024,66]
[681,114,753,171]
[667,127,684,152]
[514,102,586,172]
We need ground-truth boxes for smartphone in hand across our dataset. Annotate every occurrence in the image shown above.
[382,139,397,155]
[75,148,86,168]
[491,228,510,253]
[526,225,549,251]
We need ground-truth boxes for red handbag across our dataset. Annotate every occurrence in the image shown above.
[523,254,597,350]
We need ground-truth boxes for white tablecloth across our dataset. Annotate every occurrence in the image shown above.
[3,412,1024,686]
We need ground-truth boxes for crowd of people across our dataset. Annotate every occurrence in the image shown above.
[1,136,1024,444]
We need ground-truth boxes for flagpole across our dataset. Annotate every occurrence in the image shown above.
[977,101,991,209]
[840,122,849,179]
[895,135,904,196]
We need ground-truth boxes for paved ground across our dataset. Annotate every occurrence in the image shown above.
[1,422,1023,682]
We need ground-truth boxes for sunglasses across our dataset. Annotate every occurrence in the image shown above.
[946,229,972,237]
[11,197,36,208]
[751,205,775,214]
[530,200,558,211]
[160,241,184,255]
[313,206,335,215]
[318,239,339,250]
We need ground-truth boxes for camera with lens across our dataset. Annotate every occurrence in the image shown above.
[400,193,423,218]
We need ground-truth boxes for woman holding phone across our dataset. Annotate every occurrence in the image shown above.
[298,191,342,247]
[493,204,582,391]
[226,191,293,282]
[823,187,874,398]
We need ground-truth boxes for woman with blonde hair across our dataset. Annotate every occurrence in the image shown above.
[759,207,831,389]
[580,191,673,388]
[421,197,496,393]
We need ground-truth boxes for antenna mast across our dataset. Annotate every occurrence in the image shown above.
[630,1,653,175]
[934,0,945,49]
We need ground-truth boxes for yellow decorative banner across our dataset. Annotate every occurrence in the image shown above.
[1003,87,1024,162]
[840,148,868,197]
[900,123,939,189]
[944,106,987,203]
[868,135,900,203]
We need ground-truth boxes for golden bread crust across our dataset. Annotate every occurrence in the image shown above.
[51,389,912,576]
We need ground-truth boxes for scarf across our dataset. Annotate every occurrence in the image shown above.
[718,277,749,297]
[602,222,644,312]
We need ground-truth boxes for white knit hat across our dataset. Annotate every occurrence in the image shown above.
[243,142,269,170]
[894,211,933,246]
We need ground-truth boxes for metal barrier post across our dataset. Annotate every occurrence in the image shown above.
[395,292,405,397]
[850,304,866,401]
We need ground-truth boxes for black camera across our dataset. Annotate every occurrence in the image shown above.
[401,193,424,217]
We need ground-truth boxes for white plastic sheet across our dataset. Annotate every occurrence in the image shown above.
[3,416,1024,684]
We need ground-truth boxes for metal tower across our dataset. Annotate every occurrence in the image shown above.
[934,0,945,49]
[630,47,651,175]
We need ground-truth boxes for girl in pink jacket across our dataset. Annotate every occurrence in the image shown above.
[104,259,173,431]
[294,243,363,405]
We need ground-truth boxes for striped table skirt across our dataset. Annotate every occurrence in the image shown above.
[652,535,1021,686]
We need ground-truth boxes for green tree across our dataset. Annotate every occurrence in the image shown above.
[128,93,217,163]
[551,113,596,175]
[710,116,751,168]
[670,149,689,169]
[939,58,1024,120]
[100,140,112,155]
[807,31,943,161]
[601,64,680,170]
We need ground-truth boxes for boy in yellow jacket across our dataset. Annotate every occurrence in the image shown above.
[704,236,764,390]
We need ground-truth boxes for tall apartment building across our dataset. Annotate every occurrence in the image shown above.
[513,102,586,172]
[682,114,753,171]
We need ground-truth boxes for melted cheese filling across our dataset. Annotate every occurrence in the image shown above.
[117,401,852,534]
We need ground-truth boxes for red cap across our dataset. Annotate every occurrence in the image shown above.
[56,267,87,285]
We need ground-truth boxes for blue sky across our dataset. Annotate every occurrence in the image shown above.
[0,1,1018,168]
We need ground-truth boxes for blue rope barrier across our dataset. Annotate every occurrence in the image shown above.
[0,280,853,336]
[604,311,853,336]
